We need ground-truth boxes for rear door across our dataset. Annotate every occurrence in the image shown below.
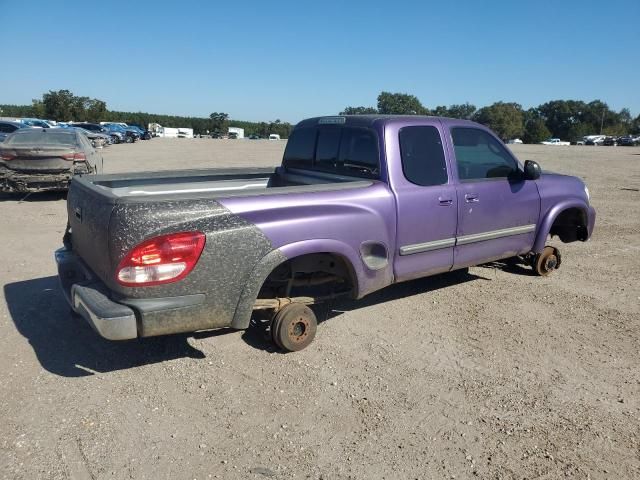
[389,121,458,282]
[446,126,540,268]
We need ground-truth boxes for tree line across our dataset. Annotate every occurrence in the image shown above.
[0,90,293,138]
[342,92,640,142]
[2,89,638,143]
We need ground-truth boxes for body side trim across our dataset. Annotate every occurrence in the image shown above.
[400,224,537,255]
[456,224,536,245]
[399,238,456,255]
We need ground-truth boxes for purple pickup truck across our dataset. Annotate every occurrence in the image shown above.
[56,115,595,351]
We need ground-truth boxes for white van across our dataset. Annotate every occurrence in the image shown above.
[268,134,281,140]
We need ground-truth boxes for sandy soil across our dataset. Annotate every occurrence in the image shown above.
[0,139,638,480]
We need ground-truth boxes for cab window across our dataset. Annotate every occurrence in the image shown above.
[399,126,448,186]
[451,128,518,181]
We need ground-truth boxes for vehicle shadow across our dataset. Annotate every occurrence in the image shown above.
[241,268,488,351]
[0,192,66,202]
[4,276,205,378]
[478,256,535,276]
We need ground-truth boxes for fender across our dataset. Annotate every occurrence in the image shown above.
[231,238,392,329]
[532,199,590,253]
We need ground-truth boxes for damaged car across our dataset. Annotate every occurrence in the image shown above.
[0,128,97,193]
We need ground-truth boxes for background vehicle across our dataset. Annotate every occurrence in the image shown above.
[99,124,126,144]
[102,123,139,143]
[57,115,595,351]
[507,138,523,144]
[0,128,96,192]
[617,136,638,146]
[125,124,152,140]
[68,127,111,148]
[19,118,52,128]
[540,138,570,146]
[269,134,281,140]
[0,121,28,142]
[602,136,618,146]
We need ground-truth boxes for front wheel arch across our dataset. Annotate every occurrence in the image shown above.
[532,203,590,253]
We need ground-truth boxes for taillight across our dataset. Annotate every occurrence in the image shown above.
[116,232,206,286]
[1,153,15,161]
[62,152,87,161]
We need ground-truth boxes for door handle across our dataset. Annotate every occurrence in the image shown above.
[465,193,479,203]
[438,197,453,206]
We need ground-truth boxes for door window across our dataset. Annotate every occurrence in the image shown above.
[399,126,448,186]
[451,128,518,181]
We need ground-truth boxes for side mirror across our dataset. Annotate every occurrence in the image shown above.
[523,160,541,180]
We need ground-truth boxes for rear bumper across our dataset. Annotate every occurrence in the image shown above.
[56,248,137,340]
[55,248,208,340]
[0,170,72,193]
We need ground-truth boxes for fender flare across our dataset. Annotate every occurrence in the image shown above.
[231,239,363,329]
[532,200,589,253]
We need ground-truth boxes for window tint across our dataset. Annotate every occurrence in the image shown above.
[284,126,379,178]
[451,128,518,181]
[5,130,77,146]
[283,127,316,168]
[339,128,378,169]
[315,127,342,166]
[399,126,448,186]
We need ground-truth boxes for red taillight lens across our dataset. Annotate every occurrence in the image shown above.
[1,153,15,161]
[116,231,206,286]
[62,152,87,161]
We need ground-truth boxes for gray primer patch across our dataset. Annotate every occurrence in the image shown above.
[97,199,278,336]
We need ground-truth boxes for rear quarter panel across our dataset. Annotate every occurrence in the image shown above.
[221,182,397,298]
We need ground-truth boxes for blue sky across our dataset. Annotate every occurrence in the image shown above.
[1,0,638,122]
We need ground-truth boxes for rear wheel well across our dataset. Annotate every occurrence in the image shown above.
[257,253,356,301]
[549,207,588,243]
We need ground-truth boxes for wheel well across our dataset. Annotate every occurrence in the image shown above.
[549,207,588,243]
[257,253,356,300]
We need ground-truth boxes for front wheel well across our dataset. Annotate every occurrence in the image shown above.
[549,207,588,243]
[257,253,356,301]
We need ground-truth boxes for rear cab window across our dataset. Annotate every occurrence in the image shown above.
[283,126,379,179]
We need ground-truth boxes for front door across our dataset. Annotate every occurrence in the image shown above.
[447,126,541,268]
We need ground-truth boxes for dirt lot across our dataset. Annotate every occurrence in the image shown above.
[1,139,639,480]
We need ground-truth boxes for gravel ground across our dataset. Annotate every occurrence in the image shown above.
[0,139,639,480]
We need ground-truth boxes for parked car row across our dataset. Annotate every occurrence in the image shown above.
[582,134,640,146]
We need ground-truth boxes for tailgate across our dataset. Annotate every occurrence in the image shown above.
[66,179,115,283]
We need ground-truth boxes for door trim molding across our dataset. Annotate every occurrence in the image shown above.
[399,238,456,256]
[456,224,536,245]
[399,224,536,255]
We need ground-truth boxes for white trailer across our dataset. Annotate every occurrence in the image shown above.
[228,127,244,139]
[147,124,193,138]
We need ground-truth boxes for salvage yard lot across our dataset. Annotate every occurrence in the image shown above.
[1,139,639,479]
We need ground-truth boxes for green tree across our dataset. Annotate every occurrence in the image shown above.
[473,102,524,140]
[42,89,77,121]
[377,91,428,115]
[339,106,378,115]
[448,103,476,119]
[209,112,229,135]
[537,100,579,139]
[631,114,640,134]
[433,103,476,119]
[523,117,551,144]
[85,100,107,123]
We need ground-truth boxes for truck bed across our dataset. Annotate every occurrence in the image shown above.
[80,167,373,202]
